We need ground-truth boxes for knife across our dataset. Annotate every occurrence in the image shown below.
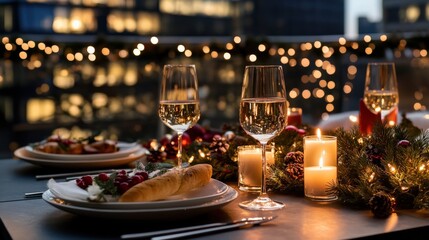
[120,216,277,239]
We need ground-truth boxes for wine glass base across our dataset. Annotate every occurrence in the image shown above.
[239,196,285,211]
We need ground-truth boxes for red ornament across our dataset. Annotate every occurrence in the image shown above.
[171,133,192,147]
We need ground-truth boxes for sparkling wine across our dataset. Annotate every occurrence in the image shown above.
[240,97,287,143]
[159,100,200,133]
[363,90,398,115]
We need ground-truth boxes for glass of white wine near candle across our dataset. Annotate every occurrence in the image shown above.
[304,129,338,201]
[363,62,399,123]
[237,145,275,192]
[158,64,200,169]
[239,65,287,211]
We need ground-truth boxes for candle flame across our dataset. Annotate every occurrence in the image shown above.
[316,128,322,140]
[319,150,326,168]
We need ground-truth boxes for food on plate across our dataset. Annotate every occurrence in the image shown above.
[33,135,118,154]
[118,164,213,202]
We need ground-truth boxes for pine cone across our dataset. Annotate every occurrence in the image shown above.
[209,136,230,154]
[285,162,304,180]
[369,192,395,218]
[284,151,304,164]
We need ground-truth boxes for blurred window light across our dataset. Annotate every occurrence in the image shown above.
[159,0,234,17]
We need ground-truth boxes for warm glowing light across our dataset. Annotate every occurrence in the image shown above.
[88,54,96,61]
[314,41,322,48]
[420,49,428,57]
[287,48,295,56]
[349,115,358,123]
[289,59,297,67]
[280,56,289,64]
[202,46,210,53]
[338,37,346,45]
[5,43,13,51]
[325,94,335,102]
[38,42,46,50]
[184,49,192,57]
[413,102,422,110]
[87,46,95,54]
[137,43,145,51]
[75,52,83,61]
[301,58,310,67]
[249,54,257,62]
[66,53,74,61]
[343,83,352,94]
[223,52,231,60]
[388,164,396,173]
[339,46,347,54]
[326,103,334,112]
[233,36,241,44]
[363,35,371,43]
[302,89,311,99]
[365,47,373,55]
[19,51,27,59]
[327,81,336,89]
[380,34,387,41]
[211,51,218,58]
[150,36,159,44]
[368,172,375,182]
[277,48,285,55]
[316,128,322,139]
[52,45,59,53]
[177,45,185,52]
[15,38,24,45]
[119,49,128,58]
[258,44,266,52]
[101,48,110,56]
[289,88,299,98]
[348,65,357,75]
[1,37,9,44]
[226,43,233,50]
[133,48,141,56]
[318,150,326,168]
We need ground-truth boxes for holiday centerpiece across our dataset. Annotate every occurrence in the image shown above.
[140,114,429,218]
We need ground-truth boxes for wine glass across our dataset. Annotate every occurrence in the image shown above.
[363,62,399,122]
[158,64,200,168]
[239,65,287,211]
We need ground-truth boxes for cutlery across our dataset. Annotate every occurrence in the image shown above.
[120,216,277,239]
[35,168,133,180]
[24,191,44,198]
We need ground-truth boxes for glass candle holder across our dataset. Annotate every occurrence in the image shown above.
[303,134,337,201]
[287,107,302,126]
[237,145,275,192]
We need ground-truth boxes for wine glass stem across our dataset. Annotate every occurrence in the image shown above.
[260,143,267,196]
[177,133,183,168]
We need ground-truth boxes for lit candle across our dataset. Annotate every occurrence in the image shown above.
[237,145,275,192]
[287,107,302,126]
[304,129,337,200]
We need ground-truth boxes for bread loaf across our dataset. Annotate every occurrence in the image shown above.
[118,164,213,202]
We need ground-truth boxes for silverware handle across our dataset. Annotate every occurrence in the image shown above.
[151,222,250,240]
[120,223,224,239]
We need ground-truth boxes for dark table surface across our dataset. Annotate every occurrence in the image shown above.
[1,158,429,240]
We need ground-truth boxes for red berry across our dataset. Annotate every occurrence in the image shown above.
[118,182,130,194]
[76,179,87,189]
[129,175,144,186]
[81,175,93,186]
[135,171,149,180]
[98,173,109,182]
[285,125,298,132]
[118,169,127,175]
[115,175,128,183]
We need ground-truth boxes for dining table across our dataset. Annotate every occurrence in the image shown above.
[1,158,429,240]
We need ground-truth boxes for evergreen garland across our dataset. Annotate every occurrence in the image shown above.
[142,115,429,215]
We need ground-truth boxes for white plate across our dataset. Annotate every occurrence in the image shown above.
[25,142,141,161]
[50,179,229,209]
[14,147,146,169]
[42,187,238,220]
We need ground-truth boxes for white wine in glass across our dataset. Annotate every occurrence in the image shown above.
[158,64,200,168]
[239,65,287,211]
[363,62,399,122]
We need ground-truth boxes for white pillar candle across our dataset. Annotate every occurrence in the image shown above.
[304,129,337,200]
[238,145,274,192]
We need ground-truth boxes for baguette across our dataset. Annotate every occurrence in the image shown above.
[118,164,212,202]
